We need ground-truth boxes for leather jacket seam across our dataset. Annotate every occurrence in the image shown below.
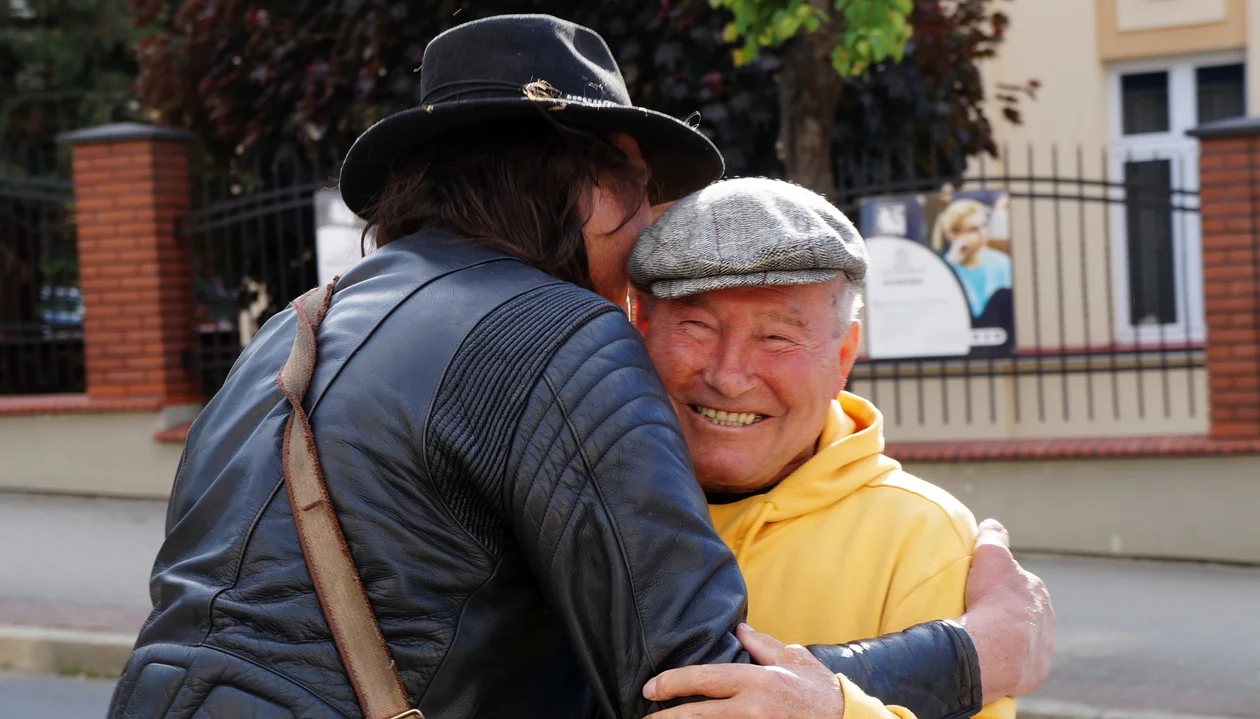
[191,255,520,651]
[308,256,520,421]
[193,641,354,717]
[422,283,608,559]
[418,275,570,483]
[198,477,288,647]
[414,555,508,712]
[526,308,630,538]
[165,445,191,531]
[542,371,660,682]
[307,256,526,561]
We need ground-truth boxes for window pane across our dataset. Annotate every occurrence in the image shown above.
[1197,63,1245,124]
[1122,72,1170,135]
[1124,160,1177,326]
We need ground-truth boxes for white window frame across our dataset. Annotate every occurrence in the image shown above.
[1106,50,1243,346]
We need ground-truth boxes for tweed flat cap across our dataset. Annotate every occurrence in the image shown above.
[630,177,867,299]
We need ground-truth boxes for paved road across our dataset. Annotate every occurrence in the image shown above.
[3,492,1260,717]
[0,672,118,718]
[1023,554,1260,717]
[0,492,161,632]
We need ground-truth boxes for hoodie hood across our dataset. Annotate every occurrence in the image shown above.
[707,392,902,564]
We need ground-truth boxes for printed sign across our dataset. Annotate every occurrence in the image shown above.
[859,188,1015,359]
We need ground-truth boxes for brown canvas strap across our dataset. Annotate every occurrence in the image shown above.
[275,281,422,719]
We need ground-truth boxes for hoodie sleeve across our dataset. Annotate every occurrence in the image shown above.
[840,676,918,719]
[880,513,1017,719]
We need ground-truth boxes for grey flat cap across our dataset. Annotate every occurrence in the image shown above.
[630,177,867,299]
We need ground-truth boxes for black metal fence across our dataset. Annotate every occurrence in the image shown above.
[185,154,335,397]
[0,143,83,395]
[183,143,1210,438]
[836,144,1206,433]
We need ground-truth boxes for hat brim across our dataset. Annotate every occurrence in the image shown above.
[646,269,844,300]
[339,97,725,217]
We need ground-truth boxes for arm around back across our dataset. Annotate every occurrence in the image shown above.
[505,301,750,718]
[500,296,985,719]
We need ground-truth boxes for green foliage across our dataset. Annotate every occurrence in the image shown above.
[0,0,139,152]
[131,0,1020,190]
[711,0,913,76]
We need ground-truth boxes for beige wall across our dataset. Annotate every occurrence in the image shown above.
[976,2,1110,160]
[917,454,1260,564]
[1097,0,1245,62]
[1114,0,1228,33]
[1249,0,1260,114]
[0,412,181,499]
[981,0,1256,144]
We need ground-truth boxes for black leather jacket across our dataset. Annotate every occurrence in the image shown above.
[108,231,983,719]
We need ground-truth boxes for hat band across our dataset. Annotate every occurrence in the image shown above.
[419,79,537,105]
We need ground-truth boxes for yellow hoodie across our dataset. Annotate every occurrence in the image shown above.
[708,393,1015,719]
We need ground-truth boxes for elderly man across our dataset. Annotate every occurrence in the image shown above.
[630,178,1042,718]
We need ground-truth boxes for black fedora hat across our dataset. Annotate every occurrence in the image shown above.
[338,14,725,217]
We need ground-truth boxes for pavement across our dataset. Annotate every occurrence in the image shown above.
[0,672,118,718]
[1,491,1258,718]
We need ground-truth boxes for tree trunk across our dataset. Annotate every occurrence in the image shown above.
[777,1,842,198]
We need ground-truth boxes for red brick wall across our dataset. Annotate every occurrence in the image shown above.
[1197,135,1260,439]
[66,130,197,406]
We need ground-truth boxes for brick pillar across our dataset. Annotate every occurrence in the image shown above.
[1190,118,1260,439]
[57,123,199,408]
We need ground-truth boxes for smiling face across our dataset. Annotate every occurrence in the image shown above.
[643,281,861,494]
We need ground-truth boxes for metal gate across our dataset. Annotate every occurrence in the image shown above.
[183,156,331,398]
[0,158,83,396]
[834,144,1206,439]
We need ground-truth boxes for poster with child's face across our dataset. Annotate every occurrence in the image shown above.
[860,187,1015,360]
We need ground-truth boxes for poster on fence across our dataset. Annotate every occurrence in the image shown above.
[858,187,1015,360]
[314,189,371,287]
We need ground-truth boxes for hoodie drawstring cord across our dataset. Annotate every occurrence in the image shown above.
[734,502,774,566]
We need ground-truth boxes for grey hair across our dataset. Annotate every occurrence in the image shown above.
[833,277,864,337]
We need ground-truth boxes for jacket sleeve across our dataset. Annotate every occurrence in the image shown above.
[506,307,982,719]
[810,620,984,719]
[507,306,749,718]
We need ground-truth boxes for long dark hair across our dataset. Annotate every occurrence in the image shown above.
[360,117,649,291]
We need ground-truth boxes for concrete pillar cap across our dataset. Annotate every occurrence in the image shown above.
[56,123,196,146]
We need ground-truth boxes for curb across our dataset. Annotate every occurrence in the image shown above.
[0,625,134,678]
[1020,699,1246,719]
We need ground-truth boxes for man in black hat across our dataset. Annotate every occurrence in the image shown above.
[109,14,1052,719]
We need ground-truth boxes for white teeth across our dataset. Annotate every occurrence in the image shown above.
[694,406,763,427]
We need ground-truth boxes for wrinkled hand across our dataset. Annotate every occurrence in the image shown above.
[642,624,844,719]
[960,519,1056,703]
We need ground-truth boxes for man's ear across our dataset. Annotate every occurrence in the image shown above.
[835,322,862,395]
[631,290,652,336]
